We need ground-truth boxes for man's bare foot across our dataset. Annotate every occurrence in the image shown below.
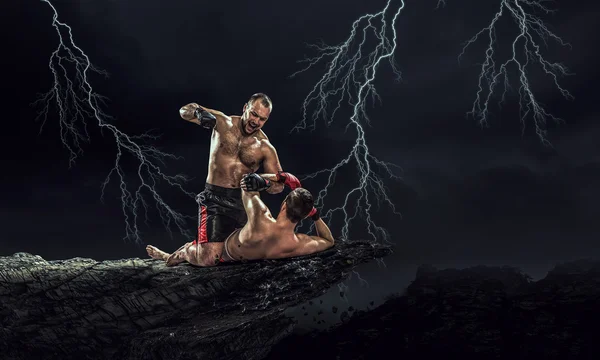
[146,245,170,261]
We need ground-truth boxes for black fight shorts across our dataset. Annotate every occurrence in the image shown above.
[193,184,247,244]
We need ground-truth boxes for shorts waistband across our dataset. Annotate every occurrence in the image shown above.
[221,228,241,262]
[203,183,242,199]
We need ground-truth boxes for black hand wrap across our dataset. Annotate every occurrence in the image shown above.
[243,173,271,192]
[194,108,217,129]
[309,207,320,221]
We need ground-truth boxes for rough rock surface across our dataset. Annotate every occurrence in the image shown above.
[0,240,391,360]
[267,260,600,359]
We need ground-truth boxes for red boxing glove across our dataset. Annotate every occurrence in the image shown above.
[276,171,301,190]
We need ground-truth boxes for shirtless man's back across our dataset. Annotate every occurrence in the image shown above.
[220,178,335,263]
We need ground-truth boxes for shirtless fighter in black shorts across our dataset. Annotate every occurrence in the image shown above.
[146,93,301,266]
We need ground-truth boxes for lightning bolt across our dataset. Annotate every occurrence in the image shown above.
[287,0,572,311]
[458,0,573,145]
[290,0,405,243]
[291,0,572,245]
[35,0,195,243]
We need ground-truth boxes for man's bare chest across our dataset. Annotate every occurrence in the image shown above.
[217,132,262,168]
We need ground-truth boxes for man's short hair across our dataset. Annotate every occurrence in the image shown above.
[248,93,273,110]
[285,188,314,223]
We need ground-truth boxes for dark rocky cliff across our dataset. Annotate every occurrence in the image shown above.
[267,260,600,359]
[0,240,391,360]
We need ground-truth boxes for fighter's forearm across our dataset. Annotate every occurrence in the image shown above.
[241,189,257,208]
[180,103,223,122]
[258,173,284,194]
[314,219,334,244]
[258,173,278,181]
[241,189,268,217]
[266,181,284,194]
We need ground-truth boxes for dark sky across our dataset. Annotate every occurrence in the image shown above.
[2,0,599,328]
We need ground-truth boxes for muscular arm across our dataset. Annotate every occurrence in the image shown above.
[260,140,284,194]
[292,218,335,257]
[179,103,225,126]
[241,188,270,224]
[313,218,335,244]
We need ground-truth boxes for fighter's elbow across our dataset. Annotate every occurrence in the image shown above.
[179,103,198,121]
[316,239,334,253]
[179,108,189,120]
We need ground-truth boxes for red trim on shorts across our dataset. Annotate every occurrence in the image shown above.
[194,205,208,245]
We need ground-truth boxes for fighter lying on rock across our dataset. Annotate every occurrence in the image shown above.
[146,173,335,266]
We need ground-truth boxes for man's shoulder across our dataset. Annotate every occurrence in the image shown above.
[257,129,270,141]
[257,131,275,149]
[294,232,311,241]
[219,113,235,124]
[213,113,234,132]
[245,217,276,237]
